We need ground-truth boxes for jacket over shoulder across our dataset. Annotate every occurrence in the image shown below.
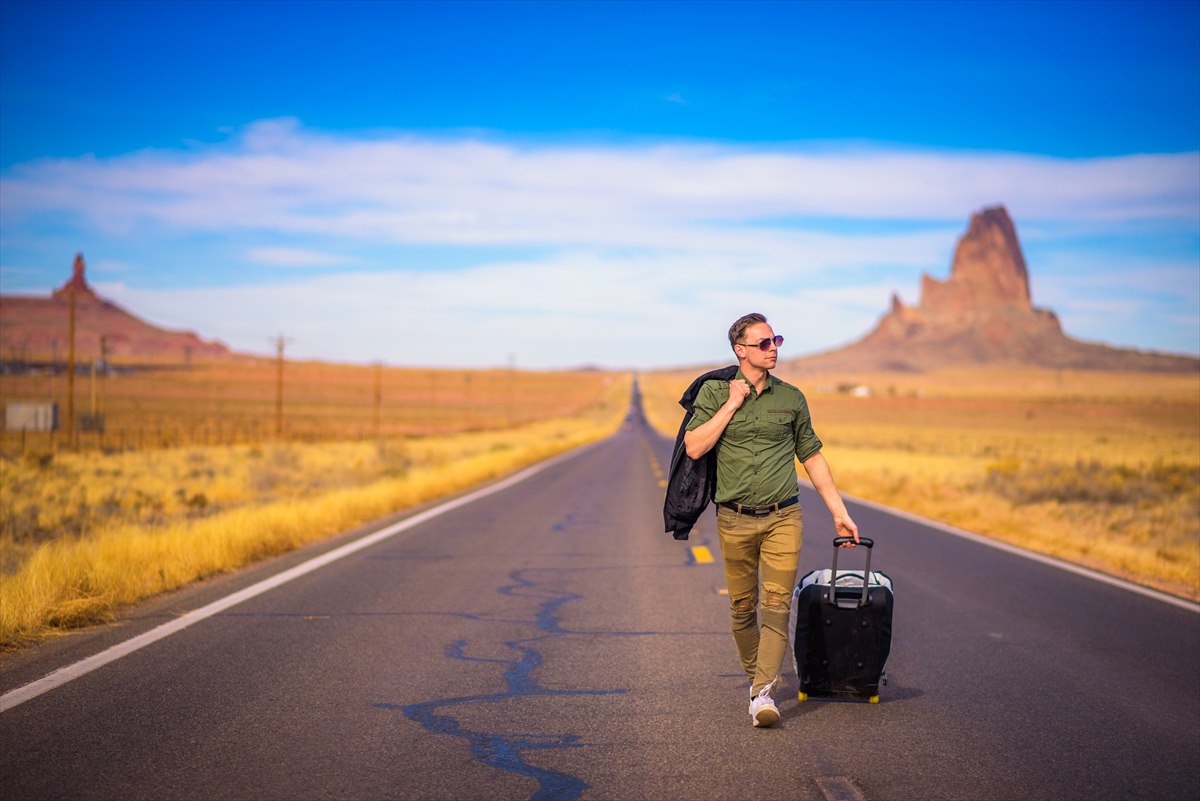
[663,364,739,540]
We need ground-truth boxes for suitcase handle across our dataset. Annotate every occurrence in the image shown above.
[829,536,875,608]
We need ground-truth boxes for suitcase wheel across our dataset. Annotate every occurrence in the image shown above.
[869,695,880,704]
[797,691,808,702]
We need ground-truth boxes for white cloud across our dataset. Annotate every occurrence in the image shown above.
[246,247,352,268]
[4,119,1197,247]
[94,249,909,369]
[1033,260,1200,306]
[8,119,1199,366]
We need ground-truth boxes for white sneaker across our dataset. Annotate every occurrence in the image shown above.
[749,684,780,728]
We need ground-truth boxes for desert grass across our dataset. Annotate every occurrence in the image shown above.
[0,360,614,452]
[639,367,1199,600]
[0,374,630,648]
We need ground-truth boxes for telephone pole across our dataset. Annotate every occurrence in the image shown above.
[66,282,76,442]
[373,361,383,438]
[89,359,97,419]
[99,335,109,418]
[271,335,288,438]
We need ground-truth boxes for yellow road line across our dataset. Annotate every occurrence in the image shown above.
[641,436,667,491]
[690,545,714,564]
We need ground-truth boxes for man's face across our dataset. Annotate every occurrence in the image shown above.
[736,322,779,370]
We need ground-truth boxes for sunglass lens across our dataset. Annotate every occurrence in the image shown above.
[758,335,784,350]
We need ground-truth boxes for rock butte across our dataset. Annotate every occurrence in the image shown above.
[0,254,233,363]
[791,206,1198,374]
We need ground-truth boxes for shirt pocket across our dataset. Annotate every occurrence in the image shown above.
[765,412,794,441]
[724,415,752,443]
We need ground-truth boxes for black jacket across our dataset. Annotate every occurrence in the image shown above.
[662,365,739,540]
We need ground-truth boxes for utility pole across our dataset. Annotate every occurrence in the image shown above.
[464,372,472,429]
[66,282,76,442]
[99,335,108,418]
[506,353,515,426]
[271,335,288,438]
[373,361,382,438]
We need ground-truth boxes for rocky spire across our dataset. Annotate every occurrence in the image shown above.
[920,206,1032,315]
[51,253,97,301]
[786,204,1197,373]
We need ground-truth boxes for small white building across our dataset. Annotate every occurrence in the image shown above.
[5,402,58,431]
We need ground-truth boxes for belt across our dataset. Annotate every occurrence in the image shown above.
[718,496,799,517]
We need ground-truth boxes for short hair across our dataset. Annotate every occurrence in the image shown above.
[728,313,768,351]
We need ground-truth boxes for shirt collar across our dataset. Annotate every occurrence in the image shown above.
[734,368,774,394]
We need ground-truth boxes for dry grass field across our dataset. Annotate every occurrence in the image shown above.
[640,365,1200,601]
[0,359,608,451]
[0,366,630,647]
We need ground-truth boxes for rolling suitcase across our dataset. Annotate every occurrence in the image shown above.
[792,537,893,703]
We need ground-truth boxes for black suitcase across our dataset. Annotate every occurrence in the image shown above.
[792,537,893,703]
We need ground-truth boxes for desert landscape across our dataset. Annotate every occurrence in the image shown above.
[1,257,637,643]
[4,7,1197,799]
[1,206,1197,647]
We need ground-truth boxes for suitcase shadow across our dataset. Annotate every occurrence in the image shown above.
[782,681,924,714]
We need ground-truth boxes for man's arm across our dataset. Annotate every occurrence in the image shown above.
[683,380,751,459]
[801,451,860,545]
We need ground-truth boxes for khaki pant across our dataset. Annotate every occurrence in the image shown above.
[716,503,803,696]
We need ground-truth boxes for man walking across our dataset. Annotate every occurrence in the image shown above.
[684,313,860,727]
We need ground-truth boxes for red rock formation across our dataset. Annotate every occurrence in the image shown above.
[792,206,1198,373]
[50,253,98,302]
[922,207,1032,315]
[1,254,235,363]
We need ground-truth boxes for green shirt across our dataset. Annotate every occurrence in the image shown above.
[685,369,822,505]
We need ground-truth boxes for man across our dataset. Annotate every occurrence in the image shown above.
[684,312,860,728]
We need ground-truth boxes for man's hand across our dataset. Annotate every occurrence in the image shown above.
[725,379,751,410]
[835,512,860,547]
[683,380,749,460]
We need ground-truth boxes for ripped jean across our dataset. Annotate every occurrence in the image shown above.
[716,503,803,696]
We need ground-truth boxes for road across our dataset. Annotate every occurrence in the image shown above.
[2,394,1198,801]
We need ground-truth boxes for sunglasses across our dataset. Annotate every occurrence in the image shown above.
[740,335,784,351]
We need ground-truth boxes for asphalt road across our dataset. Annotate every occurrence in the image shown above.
[2,395,1198,801]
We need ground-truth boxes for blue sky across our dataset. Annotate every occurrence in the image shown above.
[1,0,1197,368]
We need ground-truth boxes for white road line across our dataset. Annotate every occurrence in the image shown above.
[814,776,868,801]
[0,441,601,715]
[815,482,1200,614]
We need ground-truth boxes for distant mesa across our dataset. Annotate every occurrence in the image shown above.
[0,253,234,363]
[791,206,1199,374]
